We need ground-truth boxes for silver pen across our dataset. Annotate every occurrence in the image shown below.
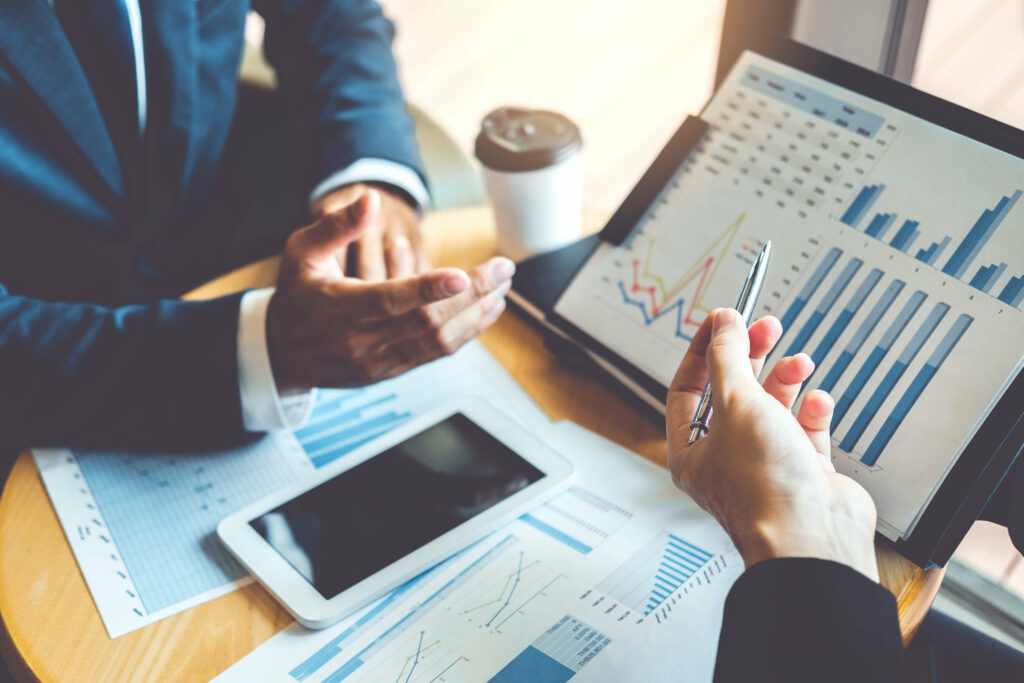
[688,240,772,445]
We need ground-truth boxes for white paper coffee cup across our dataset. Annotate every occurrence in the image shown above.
[476,107,583,260]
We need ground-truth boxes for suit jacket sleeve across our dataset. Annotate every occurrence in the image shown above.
[254,0,426,196]
[714,558,906,683]
[980,454,1024,556]
[0,284,250,455]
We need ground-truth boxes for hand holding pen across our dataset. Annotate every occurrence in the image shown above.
[688,241,772,445]
[664,302,878,580]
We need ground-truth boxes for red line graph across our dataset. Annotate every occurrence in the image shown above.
[631,256,714,328]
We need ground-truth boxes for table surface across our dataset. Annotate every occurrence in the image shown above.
[0,206,944,681]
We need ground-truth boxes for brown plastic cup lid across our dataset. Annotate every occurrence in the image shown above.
[475,107,582,172]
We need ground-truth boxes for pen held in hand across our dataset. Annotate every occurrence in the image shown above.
[688,240,772,446]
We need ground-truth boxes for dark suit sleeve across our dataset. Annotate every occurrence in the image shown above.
[714,558,906,682]
[0,284,250,455]
[253,0,426,195]
[980,455,1024,555]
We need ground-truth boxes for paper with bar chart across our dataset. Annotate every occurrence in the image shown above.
[555,50,1024,540]
[33,342,548,637]
[218,422,743,683]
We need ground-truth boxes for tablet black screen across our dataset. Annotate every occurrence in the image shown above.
[249,413,545,599]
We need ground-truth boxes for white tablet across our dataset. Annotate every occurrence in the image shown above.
[217,399,574,629]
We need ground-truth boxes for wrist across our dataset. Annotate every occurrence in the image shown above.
[310,181,417,219]
[731,511,879,582]
[265,290,302,395]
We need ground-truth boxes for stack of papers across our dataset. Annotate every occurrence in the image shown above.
[36,341,743,681]
[216,422,741,683]
[34,342,546,637]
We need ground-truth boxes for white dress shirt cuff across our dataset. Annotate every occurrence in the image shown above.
[237,288,316,432]
[309,158,431,211]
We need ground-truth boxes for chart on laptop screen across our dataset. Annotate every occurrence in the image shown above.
[554,50,1024,541]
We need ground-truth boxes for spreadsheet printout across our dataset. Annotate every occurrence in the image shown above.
[35,342,548,637]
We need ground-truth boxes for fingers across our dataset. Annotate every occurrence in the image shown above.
[416,246,431,274]
[796,389,835,462]
[385,236,417,279]
[747,316,783,378]
[667,315,714,433]
[668,313,781,430]
[290,190,380,266]
[704,308,760,401]
[761,353,814,410]
[331,255,515,323]
[351,228,388,281]
[415,256,516,320]
[376,288,508,376]
[334,268,472,318]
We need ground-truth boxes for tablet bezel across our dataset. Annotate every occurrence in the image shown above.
[217,399,574,629]
[546,34,1024,566]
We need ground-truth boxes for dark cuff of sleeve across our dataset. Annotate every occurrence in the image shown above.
[713,557,905,683]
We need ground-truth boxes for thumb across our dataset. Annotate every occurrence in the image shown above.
[705,308,758,402]
[291,189,381,265]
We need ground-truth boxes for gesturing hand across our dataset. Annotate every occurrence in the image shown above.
[267,190,512,393]
[310,182,427,280]
[666,308,879,581]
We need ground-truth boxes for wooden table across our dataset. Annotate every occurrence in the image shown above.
[0,207,944,681]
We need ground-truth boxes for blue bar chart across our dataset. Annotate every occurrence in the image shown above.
[860,314,974,466]
[784,258,862,357]
[831,290,928,429]
[942,190,1022,278]
[491,615,611,683]
[970,263,1008,294]
[889,220,920,252]
[865,213,897,239]
[809,268,884,370]
[999,276,1024,307]
[839,302,950,453]
[818,279,905,394]
[778,247,843,331]
[295,390,411,468]
[596,531,714,616]
[915,236,951,266]
[839,186,1024,303]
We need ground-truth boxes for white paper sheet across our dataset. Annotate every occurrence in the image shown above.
[217,421,742,683]
[34,341,548,638]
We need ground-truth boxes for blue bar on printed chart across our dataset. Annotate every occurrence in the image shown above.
[841,185,885,228]
[491,615,611,683]
[784,258,862,357]
[942,190,1022,279]
[889,220,920,252]
[289,576,427,681]
[809,269,884,369]
[818,279,905,393]
[970,263,1008,294]
[865,213,897,239]
[839,302,950,453]
[324,536,519,683]
[916,236,952,266]
[983,264,1008,292]
[998,276,1024,307]
[970,265,992,289]
[861,314,974,466]
[294,391,411,468]
[519,513,593,554]
[831,290,926,429]
[778,247,844,332]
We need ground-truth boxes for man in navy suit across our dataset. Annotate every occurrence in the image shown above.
[0,0,514,454]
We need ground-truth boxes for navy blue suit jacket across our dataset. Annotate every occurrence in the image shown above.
[0,0,423,453]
